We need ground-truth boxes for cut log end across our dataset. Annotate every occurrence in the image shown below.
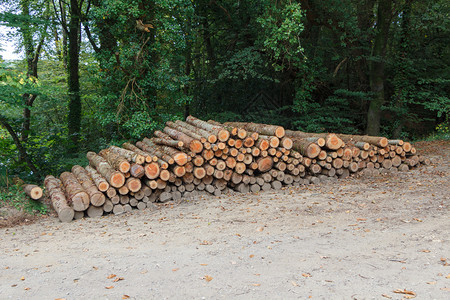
[23,184,43,200]
[110,172,126,188]
[145,163,160,179]
[306,143,321,158]
[189,140,203,153]
[275,127,285,138]
[218,130,230,142]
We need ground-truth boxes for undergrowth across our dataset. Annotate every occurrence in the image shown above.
[0,185,48,215]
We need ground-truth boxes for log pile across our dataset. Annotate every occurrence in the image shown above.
[40,116,429,222]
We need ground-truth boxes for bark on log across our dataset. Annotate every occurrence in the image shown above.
[85,165,110,192]
[109,145,145,164]
[174,120,216,143]
[285,130,342,150]
[86,152,125,188]
[162,126,203,153]
[291,139,321,158]
[44,175,74,222]
[99,148,131,173]
[72,165,105,206]
[224,122,285,138]
[338,134,388,148]
[60,172,90,211]
[152,137,184,149]
[136,141,174,165]
[122,142,154,163]
[142,138,188,165]
[186,115,230,142]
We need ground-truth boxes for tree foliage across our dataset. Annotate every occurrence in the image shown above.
[0,0,448,180]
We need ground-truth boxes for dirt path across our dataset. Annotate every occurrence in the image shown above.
[1,142,449,299]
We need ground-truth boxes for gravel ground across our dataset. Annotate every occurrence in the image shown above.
[1,141,449,299]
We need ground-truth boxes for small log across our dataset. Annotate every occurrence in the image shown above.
[174,120,216,143]
[22,184,43,200]
[186,116,230,142]
[225,121,285,138]
[338,134,388,148]
[85,165,110,192]
[109,145,145,164]
[152,136,184,149]
[142,138,188,165]
[122,142,154,163]
[136,141,173,164]
[44,175,74,222]
[163,125,203,153]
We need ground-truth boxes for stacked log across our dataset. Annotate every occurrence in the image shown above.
[36,116,428,222]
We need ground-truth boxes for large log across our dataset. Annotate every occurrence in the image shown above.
[60,172,90,211]
[86,152,125,188]
[44,175,74,222]
[186,115,230,142]
[224,121,285,138]
[22,184,43,200]
[291,138,321,158]
[109,145,145,164]
[72,165,105,207]
[85,165,109,192]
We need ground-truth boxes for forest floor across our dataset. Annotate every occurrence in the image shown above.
[0,140,449,299]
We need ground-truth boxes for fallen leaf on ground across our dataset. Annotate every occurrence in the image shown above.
[302,273,312,277]
[92,266,98,270]
[200,240,212,245]
[20,276,25,281]
[249,254,254,258]
[122,295,130,299]
[24,287,30,290]
[256,227,264,232]
[381,294,392,299]
[441,287,450,291]
[204,275,213,282]
[107,274,116,279]
[427,281,437,285]
[252,283,261,286]
[446,274,450,279]
[105,286,114,289]
[421,250,431,253]
[357,218,366,221]
[393,289,416,296]
[172,268,179,272]
[200,264,208,266]
[291,281,298,286]
[113,277,124,282]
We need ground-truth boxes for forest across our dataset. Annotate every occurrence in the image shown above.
[0,0,449,183]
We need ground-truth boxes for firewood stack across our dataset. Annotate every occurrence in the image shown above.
[43,116,429,222]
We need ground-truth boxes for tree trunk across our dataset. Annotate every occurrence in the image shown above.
[366,0,392,135]
[67,0,81,150]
